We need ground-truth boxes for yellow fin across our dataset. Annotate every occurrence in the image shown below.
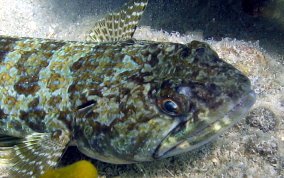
[0,132,70,177]
[86,0,148,42]
[40,160,98,178]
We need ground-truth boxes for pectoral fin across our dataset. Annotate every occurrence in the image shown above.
[0,135,22,147]
[86,0,148,42]
[0,132,70,178]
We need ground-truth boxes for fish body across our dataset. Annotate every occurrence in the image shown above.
[0,0,256,177]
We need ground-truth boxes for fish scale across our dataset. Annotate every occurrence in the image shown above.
[0,0,256,177]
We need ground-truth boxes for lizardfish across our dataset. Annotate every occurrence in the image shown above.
[0,0,255,177]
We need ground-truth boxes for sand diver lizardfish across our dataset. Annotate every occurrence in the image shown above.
[0,0,255,177]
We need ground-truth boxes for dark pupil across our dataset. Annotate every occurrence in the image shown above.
[164,100,178,113]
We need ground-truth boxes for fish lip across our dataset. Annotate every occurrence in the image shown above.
[153,90,256,159]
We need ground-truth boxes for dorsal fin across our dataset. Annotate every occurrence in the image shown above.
[86,0,148,42]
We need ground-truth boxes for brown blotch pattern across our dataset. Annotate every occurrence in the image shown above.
[19,109,46,132]
[47,96,62,107]
[46,73,64,92]
[0,108,7,119]
[3,96,17,110]
[14,75,40,96]
[0,37,17,63]
[40,41,66,52]
[15,51,35,73]
[28,98,39,108]
[70,54,98,72]
[70,59,83,72]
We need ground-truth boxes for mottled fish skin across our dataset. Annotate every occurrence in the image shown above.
[0,0,255,177]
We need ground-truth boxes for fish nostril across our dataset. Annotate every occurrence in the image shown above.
[196,48,205,56]
[161,80,171,89]
[180,48,190,59]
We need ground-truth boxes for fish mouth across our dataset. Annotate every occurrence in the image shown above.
[153,90,256,159]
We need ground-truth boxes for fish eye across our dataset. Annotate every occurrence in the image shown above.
[159,98,183,116]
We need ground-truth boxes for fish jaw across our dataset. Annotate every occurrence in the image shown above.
[154,90,256,159]
[75,110,182,164]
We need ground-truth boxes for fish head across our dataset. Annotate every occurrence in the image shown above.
[75,40,256,164]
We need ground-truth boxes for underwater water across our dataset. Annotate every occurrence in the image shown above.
[0,0,283,177]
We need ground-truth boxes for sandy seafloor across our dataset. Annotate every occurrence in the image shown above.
[0,0,284,177]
